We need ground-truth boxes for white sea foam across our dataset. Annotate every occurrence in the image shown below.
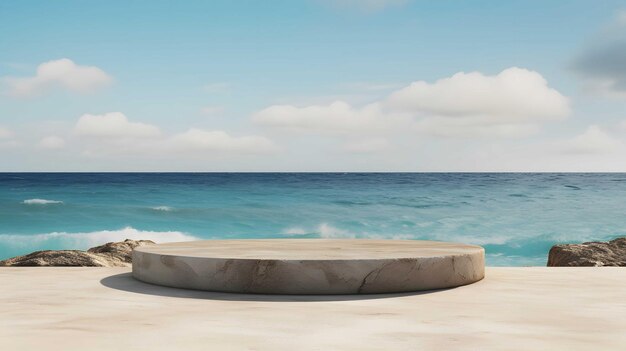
[282,223,413,240]
[23,198,63,205]
[282,227,308,235]
[446,235,510,246]
[0,227,198,250]
[151,206,174,212]
[316,223,413,239]
[317,223,355,238]
[281,223,354,238]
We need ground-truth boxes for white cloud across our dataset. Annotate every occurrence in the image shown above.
[253,101,409,134]
[561,125,622,154]
[0,127,16,149]
[200,106,225,115]
[74,112,161,138]
[39,136,65,149]
[343,138,390,153]
[413,117,540,138]
[0,126,12,139]
[30,112,278,161]
[4,58,112,97]
[255,68,568,139]
[619,120,626,131]
[169,128,276,153]
[387,67,570,122]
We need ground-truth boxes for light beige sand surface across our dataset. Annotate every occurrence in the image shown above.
[1,267,625,350]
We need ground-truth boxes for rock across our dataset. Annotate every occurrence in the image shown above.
[0,239,155,267]
[87,239,155,264]
[547,238,626,267]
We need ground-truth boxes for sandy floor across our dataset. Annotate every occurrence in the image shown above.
[1,267,625,350]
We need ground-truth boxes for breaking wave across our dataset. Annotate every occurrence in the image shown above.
[281,223,414,240]
[0,227,198,251]
[151,206,174,212]
[23,199,63,205]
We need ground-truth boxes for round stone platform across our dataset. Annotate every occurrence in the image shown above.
[132,239,485,294]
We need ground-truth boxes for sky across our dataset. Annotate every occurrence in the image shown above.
[1,0,626,171]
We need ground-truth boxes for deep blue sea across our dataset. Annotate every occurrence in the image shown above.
[1,173,625,266]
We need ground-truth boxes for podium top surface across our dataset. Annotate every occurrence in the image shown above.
[134,239,483,260]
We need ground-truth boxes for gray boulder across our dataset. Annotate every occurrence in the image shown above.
[0,239,155,267]
[547,238,626,267]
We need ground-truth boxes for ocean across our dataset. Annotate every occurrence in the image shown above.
[1,172,624,266]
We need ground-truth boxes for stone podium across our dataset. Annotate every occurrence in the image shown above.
[132,239,484,294]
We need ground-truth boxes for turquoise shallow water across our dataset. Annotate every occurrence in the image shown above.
[1,173,625,266]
